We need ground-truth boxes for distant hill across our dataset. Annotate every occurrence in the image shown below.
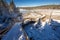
[18,5,60,10]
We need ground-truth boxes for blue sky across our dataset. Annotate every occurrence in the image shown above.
[6,0,60,7]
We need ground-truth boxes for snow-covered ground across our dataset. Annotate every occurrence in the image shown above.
[23,19,60,40]
[1,19,60,40]
[19,9,60,16]
[2,22,25,40]
[1,7,60,40]
[1,5,60,40]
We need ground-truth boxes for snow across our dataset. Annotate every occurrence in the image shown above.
[19,9,29,14]
[1,19,60,40]
[20,9,60,16]
[34,9,60,15]
[1,22,25,40]
[24,20,60,40]
[52,19,60,23]
[1,3,60,40]
[1,8,60,40]
[0,23,9,30]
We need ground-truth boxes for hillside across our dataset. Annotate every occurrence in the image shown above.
[18,5,60,10]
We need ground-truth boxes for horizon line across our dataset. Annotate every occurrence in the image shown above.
[16,4,60,7]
